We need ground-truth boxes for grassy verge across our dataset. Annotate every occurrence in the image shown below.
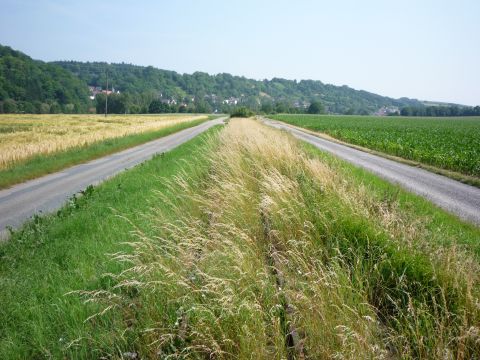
[0,126,220,358]
[298,140,480,256]
[0,116,214,189]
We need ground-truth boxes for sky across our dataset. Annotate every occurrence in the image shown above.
[0,0,479,105]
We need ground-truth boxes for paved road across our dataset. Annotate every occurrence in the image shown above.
[264,119,480,226]
[0,118,225,237]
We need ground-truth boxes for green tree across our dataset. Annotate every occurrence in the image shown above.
[3,99,17,113]
[95,93,107,114]
[260,102,274,114]
[129,104,141,114]
[400,107,413,116]
[307,101,325,114]
[148,99,170,113]
[194,99,212,113]
[49,101,62,114]
[275,101,288,113]
[95,93,128,114]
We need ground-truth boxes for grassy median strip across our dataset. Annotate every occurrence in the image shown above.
[0,126,220,358]
[0,115,212,189]
[76,119,478,359]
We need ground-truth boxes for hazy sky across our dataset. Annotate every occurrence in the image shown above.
[1,0,479,105]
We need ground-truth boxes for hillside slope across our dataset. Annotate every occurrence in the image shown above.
[54,60,423,114]
[0,45,90,113]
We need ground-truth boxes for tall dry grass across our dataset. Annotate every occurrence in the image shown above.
[0,114,206,170]
[81,118,480,359]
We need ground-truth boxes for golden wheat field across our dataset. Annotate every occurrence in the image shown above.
[0,114,207,170]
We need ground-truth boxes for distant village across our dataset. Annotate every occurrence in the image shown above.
[373,106,400,116]
[88,86,120,100]
[88,86,400,115]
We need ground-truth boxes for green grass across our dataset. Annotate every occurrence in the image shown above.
[0,127,219,358]
[0,117,213,190]
[295,140,480,358]
[270,114,480,178]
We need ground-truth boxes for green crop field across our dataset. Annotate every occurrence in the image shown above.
[270,114,480,178]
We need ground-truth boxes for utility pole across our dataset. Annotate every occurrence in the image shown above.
[105,69,108,117]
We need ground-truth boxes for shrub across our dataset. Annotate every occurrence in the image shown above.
[3,99,18,113]
[230,106,254,117]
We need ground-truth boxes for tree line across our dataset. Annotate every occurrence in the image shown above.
[93,95,327,116]
[399,105,480,117]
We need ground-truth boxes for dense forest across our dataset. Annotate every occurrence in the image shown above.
[1,44,478,115]
[0,45,90,113]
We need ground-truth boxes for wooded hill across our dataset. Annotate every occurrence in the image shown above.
[0,45,90,113]
[0,44,471,115]
[54,60,423,114]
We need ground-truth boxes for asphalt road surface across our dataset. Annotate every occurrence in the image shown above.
[0,117,225,238]
[264,119,480,226]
